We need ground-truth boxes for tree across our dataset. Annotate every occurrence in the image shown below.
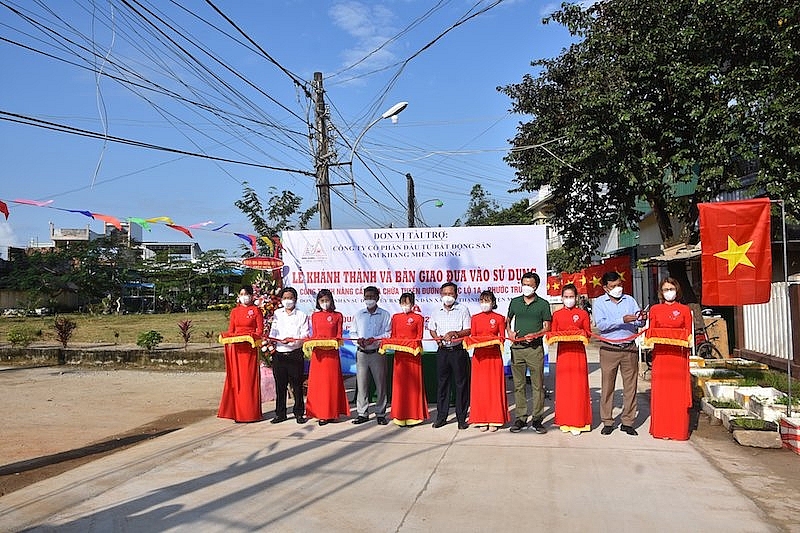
[500,0,800,256]
[457,184,535,227]
[6,235,139,309]
[234,184,317,256]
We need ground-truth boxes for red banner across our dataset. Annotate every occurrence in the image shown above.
[243,256,285,271]
[699,198,772,306]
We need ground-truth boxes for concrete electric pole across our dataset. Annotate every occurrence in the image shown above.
[406,173,416,228]
[313,72,332,230]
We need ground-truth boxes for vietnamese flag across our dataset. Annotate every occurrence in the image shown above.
[583,264,606,298]
[602,255,633,296]
[546,275,561,296]
[560,271,576,290]
[574,270,588,295]
[699,198,772,306]
[0,199,8,220]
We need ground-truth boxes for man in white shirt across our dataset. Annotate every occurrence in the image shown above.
[268,287,309,424]
[429,282,472,429]
[350,286,392,425]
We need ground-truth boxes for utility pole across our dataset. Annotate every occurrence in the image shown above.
[406,173,416,228]
[314,72,332,230]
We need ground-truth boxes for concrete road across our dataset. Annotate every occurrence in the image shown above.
[0,347,788,532]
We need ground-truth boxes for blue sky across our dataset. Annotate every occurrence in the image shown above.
[0,0,575,257]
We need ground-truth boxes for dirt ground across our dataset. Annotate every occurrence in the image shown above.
[1,363,799,531]
[0,364,224,496]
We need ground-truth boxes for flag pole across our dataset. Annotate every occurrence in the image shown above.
[774,199,794,416]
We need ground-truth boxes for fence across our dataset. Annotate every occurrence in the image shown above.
[742,282,793,360]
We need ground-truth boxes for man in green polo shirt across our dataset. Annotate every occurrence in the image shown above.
[507,272,552,433]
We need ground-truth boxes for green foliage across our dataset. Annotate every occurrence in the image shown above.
[177,320,193,349]
[136,330,163,352]
[53,317,78,348]
[708,399,742,409]
[501,0,800,253]
[457,184,536,227]
[7,326,38,347]
[140,249,241,312]
[234,183,317,256]
[737,368,792,394]
[547,247,589,275]
[6,234,139,307]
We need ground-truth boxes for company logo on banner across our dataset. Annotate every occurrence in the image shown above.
[281,225,547,373]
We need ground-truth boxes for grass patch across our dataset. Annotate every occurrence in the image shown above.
[737,368,794,395]
[709,399,742,409]
[0,311,230,345]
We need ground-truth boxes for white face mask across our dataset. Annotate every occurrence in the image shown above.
[663,290,677,302]
[401,304,412,314]
[364,299,377,309]
[562,297,576,308]
[238,295,251,305]
[521,285,535,297]
[480,302,492,313]
[608,286,624,299]
[282,299,295,310]
[441,295,456,306]
[320,301,331,310]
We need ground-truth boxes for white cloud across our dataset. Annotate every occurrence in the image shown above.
[0,221,18,259]
[539,0,598,18]
[329,1,398,73]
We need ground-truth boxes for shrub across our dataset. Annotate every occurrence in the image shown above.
[7,326,37,347]
[203,330,216,346]
[53,317,78,348]
[177,320,193,350]
[136,330,163,352]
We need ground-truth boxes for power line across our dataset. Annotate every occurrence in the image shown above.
[0,110,315,176]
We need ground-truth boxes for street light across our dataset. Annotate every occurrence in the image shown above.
[349,101,408,185]
[414,198,444,227]
[320,101,407,229]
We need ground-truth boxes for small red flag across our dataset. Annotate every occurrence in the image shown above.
[166,224,194,239]
[699,198,771,306]
[93,212,122,230]
[0,200,8,220]
[546,275,561,296]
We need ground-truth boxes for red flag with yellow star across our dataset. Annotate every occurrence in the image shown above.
[583,264,606,298]
[601,255,633,296]
[546,275,562,296]
[699,198,771,306]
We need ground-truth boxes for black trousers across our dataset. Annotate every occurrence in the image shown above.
[435,347,470,423]
[272,349,305,418]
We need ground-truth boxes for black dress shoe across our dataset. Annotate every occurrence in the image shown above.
[620,424,638,436]
[432,419,447,428]
[457,421,469,430]
[270,416,287,424]
[600,425,615,435]
[295,416,307,424]
[352,416,369,425]
[376,417,388,425]
[318,419,332,426]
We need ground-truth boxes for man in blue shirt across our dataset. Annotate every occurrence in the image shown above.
[350,286,392,425]
[592,270,645,436]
